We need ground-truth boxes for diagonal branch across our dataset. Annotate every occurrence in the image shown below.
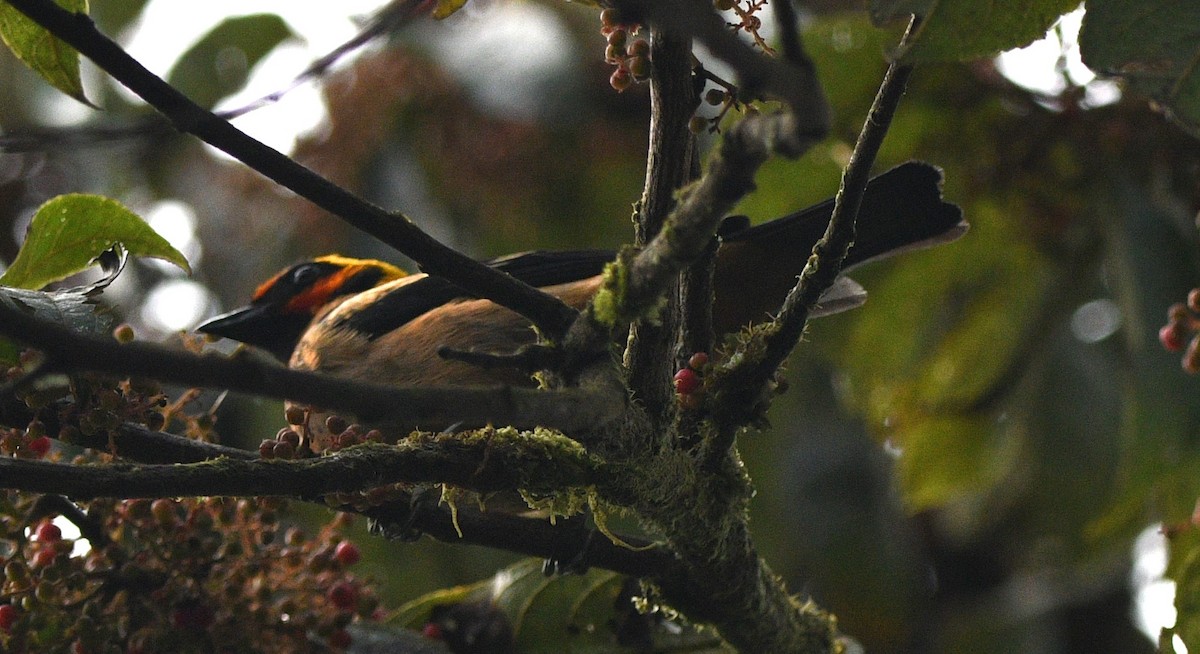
[1,0,578,340]
[711,27,917,437]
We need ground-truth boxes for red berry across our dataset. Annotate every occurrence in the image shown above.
[328,629,352,649]
[674,368,701,395]
[1189,288,1200,313]
[0,604,17,632]
[31,546,57,569]
[26,436,51,458]
[259,440,276,459]
[334,541,361,567]
[329,581,358,610]
[1161,324,1185,352]
[34,521,62,543]
[421,622,443,640]
[688,352,709,369]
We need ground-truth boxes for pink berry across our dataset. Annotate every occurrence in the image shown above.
[334,541,361,567]
[34,521,62,543]
[1161,324,1185,352]
[26,436,51,458]
[31,547,57,569]
[674,368,701,395]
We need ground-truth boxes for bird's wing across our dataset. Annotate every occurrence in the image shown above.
[335,249,615,340]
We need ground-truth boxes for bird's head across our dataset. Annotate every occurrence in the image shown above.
[197,255,406,360]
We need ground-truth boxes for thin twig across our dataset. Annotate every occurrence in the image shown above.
[616,0,830,138]
[710,24,918,440]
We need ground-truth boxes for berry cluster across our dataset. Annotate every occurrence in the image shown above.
[282,407,389,456]
[0,495,378,653]
[1160,288,1200,373]
[674,352,710,410]
[600,8,650,92]
[0,330,385,652]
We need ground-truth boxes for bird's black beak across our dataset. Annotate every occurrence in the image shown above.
[196,304,312,362]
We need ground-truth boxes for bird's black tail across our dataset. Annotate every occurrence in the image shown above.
[721,161,966,269]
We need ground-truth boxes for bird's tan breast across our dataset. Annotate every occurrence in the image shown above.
[290,275,603,388]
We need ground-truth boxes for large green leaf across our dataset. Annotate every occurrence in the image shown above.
[871,0,1081,62]
[0,0,90,104]
[1079,0,1200,138]
[0,194,189,290]
[165,14,294,110]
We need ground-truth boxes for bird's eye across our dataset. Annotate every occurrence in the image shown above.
[290,264,323,287]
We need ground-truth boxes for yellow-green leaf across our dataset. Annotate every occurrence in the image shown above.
[432,0,468,19]
[0,0,91,104]
[1,194,189,290]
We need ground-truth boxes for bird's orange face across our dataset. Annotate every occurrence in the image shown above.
[197,256,406,361]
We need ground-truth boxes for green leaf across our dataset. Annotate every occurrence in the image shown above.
[433,0,469,19]
[875,0,1081,62]
[0,194,189,290]
[0,249,123,363]
[0,0,91,104]
[165,14,294,110]
[1079,0,1200,138]
[395,559,724,652]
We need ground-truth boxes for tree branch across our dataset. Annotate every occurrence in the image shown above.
[0,430,601,500]
[616,0,830,142]
[624,27,699,414]
[2,0,578,340]
[0,300,623,435]
[711,35,916,436]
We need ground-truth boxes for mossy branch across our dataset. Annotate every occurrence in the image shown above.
[0,428,602,500]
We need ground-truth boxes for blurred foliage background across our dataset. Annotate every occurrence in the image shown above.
[3,1,1200,652]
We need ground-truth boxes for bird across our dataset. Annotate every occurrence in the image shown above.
[198,161,965,442]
